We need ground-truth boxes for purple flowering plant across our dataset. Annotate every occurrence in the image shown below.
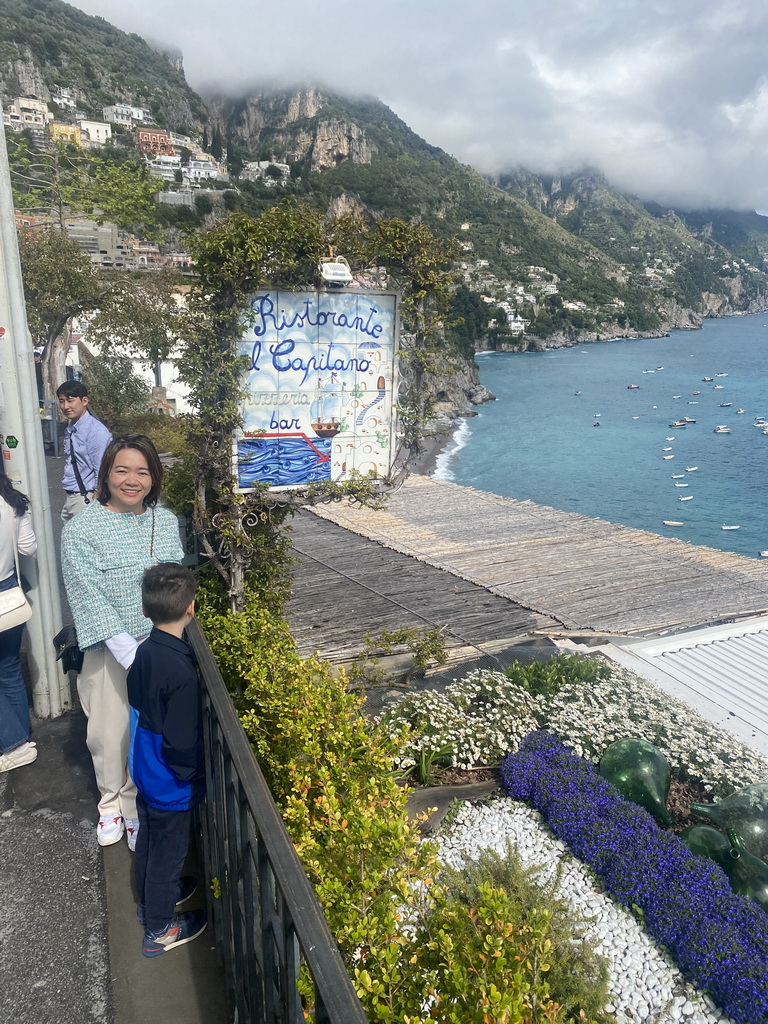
[500,731,768,1024]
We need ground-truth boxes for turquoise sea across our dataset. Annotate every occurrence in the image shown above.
[437,314,768,559]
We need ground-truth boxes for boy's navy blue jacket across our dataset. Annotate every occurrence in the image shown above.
[128,627,204,812]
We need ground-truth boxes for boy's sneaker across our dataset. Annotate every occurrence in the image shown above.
[124,818,139,852]
[142,909,207,958]
[137,876,197,926]
[97,814,124,846]
[0,743,38,773]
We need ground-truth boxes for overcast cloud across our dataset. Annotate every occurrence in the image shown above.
[70,0,768,210]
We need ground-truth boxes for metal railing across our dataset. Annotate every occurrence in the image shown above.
[188,619,368,1024]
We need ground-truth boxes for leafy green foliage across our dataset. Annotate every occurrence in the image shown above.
[7,133,161,234]
[80,353,150,430]
[505,653,611,700]
[176,200,457,606]
[413,845,611,1024]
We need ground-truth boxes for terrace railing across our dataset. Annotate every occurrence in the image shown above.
[188,618,368,1024]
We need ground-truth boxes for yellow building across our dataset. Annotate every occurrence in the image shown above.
[50,122,81,146]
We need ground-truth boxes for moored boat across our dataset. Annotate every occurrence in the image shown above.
[722,524,740,530]
[663,520,684,526]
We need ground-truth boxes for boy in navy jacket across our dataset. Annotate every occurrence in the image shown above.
[128,563,207,957]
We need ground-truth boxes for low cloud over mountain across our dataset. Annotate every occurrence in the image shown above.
[71,0,768,211]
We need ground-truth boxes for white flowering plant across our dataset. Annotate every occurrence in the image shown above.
[378,657,768,796]
[377,670,539,776]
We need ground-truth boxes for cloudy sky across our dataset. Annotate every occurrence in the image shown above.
[69,0,768,211]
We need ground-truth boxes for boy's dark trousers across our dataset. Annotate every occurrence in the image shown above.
[135,793,192,932]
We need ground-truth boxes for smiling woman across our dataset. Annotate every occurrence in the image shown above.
[61,435,185,852]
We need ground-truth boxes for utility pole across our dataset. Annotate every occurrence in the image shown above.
[0,109,68,717]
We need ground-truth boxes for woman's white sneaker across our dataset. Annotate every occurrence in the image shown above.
[0,743,38,772]
[97,814,124,846]
[124,818,139,852]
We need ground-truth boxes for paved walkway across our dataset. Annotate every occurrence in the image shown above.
[0,450,229,1024]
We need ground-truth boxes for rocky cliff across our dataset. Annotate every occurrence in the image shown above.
[207,86,375,169]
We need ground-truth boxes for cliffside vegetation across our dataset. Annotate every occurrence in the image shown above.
[0,0,206,129]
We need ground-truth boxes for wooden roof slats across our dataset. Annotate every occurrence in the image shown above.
[310,476,768,638]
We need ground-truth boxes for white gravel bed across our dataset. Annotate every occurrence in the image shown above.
[436,798,737,1024]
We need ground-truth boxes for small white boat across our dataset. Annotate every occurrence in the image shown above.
[674,483,688,487]
[679,495,693,501]
[662,446,672,451]
[642,369,655,373]
[663,454,675,460]
[663,520,684,526]
[666,436,675,440]
[702,377,714,382]
[754,418,768,426]
[688,401,699,405]
[716,373,728,377]
[737,408,745,414]
[681,416,696,423]
[713,385,725,390]
[656,367,664,370]
[760,550,768,557]
[673,395,682,399]
[632,415,640,419]
[627,384,640,389]
[713,426,731,433]
[719,402,732,407]
[722,524,740,530]
[574,391,581,395]
[672,474,685,478]
[686,466,698,472]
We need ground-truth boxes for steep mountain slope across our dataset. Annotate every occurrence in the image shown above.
[496,169,768,321]
[0,0,206,130]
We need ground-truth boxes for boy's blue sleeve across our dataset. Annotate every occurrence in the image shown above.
[161,665,203,782]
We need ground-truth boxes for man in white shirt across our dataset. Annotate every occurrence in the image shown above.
[57,381,112,522]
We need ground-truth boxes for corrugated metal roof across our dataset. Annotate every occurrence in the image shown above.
[604,617,768,757]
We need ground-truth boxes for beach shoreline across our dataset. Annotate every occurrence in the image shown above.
[409,423,463,477]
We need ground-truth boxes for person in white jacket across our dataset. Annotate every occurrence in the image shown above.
[0,473,38,773]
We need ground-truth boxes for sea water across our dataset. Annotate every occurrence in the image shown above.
[439,314,768,559]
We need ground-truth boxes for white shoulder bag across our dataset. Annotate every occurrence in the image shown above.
[0,504,32,632]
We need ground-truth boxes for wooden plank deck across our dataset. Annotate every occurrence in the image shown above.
[308,476,768,638]
[286,511,562,667]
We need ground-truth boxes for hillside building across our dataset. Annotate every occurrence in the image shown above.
[51,87,77,109]
[135,127,174,156]
[240,160,290,185]
[103,103,153,127]
[50,122,80,146]
[78,120,112,147]
[3,96,53,130]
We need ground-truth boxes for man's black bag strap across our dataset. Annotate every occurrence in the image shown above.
[69,442,91,503]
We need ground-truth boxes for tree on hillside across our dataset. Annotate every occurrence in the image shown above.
[18,228,183,400]
[7,132,161,234]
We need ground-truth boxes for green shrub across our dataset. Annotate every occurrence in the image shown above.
[420,845,611,1024]
[506,654,611,699]
[197,590,436,967]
